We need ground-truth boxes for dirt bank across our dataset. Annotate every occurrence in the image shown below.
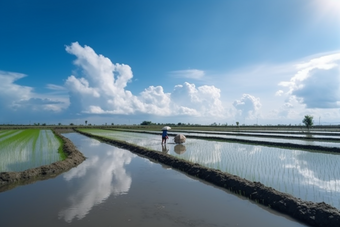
[76,129,340,227]
[0,129,86,191]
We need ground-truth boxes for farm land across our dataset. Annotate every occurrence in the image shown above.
[1,124,340,227]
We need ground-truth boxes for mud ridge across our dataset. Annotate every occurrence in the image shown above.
[76,129,340,227]
[0,129,86,191]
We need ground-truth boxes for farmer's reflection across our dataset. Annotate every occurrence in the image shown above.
[161,143,169,154]
[174,144,186,155]
[58,145,134,223]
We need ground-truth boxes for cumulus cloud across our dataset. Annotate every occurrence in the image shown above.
[0,71,68,118]
[233,94,261,120]
[170,69,205,80]
[65,42,225,118]
[0,71,33,108]
[279,52,340,109]
[275,96,304,119]
[275,90,284,96]
[171,82,224,116]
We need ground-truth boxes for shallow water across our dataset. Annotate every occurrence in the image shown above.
[198,131,340,139]
[162,130,340,147]
[80,129,340,210]
[0,133,308,227]
[0,129,62,172]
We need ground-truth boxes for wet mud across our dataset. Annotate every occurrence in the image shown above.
[0,129,86,191]
[75,129,340,227]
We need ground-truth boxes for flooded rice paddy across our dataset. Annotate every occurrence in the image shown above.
[141,130,340,148]
[177,130,340,139]
[79,129,340,210]
[0,132,308,227]
[0,129,62,172]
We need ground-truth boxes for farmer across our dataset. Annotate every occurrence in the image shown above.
[161,129,168,144]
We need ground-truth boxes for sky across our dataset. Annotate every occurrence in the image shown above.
[1,0,340,126]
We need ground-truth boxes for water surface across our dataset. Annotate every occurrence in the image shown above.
[80,129,340,210]
[0,133,308,227]
[0,129,62,172]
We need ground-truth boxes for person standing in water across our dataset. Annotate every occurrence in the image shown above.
[161,130,168,144]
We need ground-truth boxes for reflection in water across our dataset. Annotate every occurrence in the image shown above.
[174,144,186,154]
[0,130,61,172]
[161,144,169,154]
[168,140,340,209]
[284,151,340,205]
[305,133,314,138]
[74,130,340,210]
[58,144,136,223]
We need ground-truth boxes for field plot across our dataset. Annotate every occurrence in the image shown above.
[135,130,340,148]
[174,130,340,139]
[79,128,340,211]
[0,129,63,172]
[0,132,308,227]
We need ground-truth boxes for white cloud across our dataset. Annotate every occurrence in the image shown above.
[275,90,284,96]
[233,94,261,120]
[279,52,340,109]
[170,69,205,80]
[0,71,68,118]
[65,42,225,118]
[138,86,172,115]
[46,84,66,91]
[171,82,224,117]
[0,71,33,108]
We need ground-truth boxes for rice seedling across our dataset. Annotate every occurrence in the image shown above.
[0,129,63,172]
[80,129,340,210]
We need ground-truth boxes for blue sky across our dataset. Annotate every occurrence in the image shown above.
[1,0,340,126]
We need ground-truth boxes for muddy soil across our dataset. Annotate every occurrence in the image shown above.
[0,129,86,191]
[75,129,340,227]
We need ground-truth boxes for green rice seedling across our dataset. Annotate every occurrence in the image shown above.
[0,129,62,172]
[76,129,340,210]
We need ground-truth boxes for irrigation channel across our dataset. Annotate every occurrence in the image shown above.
[0,131,309,227]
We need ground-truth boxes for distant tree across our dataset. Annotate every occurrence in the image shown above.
[178,122,182,126]
[141,121,152,125]
[236,122,239,126]
[42,123,46,126]
[302,115,313,130]
[58,123,62,126]
[85,120,87,125]
[70,123,74,126]
[111,123,114,126]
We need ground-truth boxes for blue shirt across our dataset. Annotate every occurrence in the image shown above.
[162,130,168,137]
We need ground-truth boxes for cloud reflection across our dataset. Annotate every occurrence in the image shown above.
[58,146,135,223]
[285,151,340,193]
